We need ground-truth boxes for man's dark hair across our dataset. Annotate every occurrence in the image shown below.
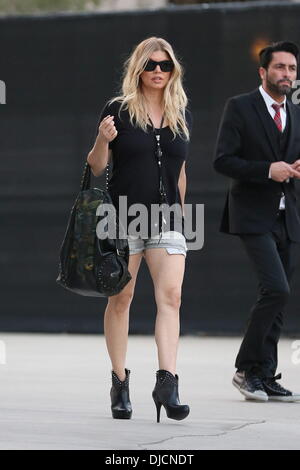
[259,41,299,69]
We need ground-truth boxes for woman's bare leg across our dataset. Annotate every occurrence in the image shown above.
[104,253,143,381]
[144,249,185,375]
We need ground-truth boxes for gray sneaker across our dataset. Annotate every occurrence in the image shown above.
[233,371,268,402]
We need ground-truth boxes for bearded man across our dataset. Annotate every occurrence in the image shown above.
[214,41,300,402]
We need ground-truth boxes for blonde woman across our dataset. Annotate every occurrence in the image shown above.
[87,37,192,423]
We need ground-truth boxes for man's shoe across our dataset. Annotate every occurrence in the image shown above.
[232,371,268,401]
[262,373,300,402]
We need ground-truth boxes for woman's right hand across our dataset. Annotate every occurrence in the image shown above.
[98,115,118,143]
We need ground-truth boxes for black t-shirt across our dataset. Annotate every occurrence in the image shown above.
[96,100,192,237]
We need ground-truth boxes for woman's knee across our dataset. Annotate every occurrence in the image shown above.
[156,286,182,311]
[107,290,134,314]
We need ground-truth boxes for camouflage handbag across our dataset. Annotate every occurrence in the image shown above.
[56,161,132,297]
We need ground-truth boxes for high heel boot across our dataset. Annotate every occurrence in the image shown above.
[110,368,132,419]
[152,369,190,423]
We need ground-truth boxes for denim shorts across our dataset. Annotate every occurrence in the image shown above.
[127,231,187,257]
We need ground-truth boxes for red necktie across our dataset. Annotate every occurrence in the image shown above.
[272,103,284,132]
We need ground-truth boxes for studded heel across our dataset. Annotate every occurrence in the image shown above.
[110,368,132,419]
[152,370,190,423]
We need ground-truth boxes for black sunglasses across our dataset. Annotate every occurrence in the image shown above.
[144,60,174,72]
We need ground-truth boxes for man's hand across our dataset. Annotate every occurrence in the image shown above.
[270,161,300,182]
[291,159,300,178]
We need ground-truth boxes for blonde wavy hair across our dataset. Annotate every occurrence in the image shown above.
[110,37,189,140]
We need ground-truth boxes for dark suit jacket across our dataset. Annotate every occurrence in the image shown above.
[214,88,300,242]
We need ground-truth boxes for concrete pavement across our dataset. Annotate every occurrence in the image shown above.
[0,334,299,450]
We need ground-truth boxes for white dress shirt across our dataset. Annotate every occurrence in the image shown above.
[259,85,287,130]
[259,85,287,210]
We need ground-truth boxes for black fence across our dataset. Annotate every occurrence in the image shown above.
[1,1,300,334]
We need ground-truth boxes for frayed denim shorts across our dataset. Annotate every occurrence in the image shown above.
[127,231,187,258]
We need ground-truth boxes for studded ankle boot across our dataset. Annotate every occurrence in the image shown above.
[110,368,132,419]
[152,369,190,423]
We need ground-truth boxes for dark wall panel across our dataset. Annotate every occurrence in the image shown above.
[1,2,300,333]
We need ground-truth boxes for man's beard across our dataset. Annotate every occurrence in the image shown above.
[266,75,292,96]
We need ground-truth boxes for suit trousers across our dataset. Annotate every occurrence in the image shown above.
[235,210,300,378]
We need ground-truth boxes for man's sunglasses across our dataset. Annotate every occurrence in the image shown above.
[144,60,174,72]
